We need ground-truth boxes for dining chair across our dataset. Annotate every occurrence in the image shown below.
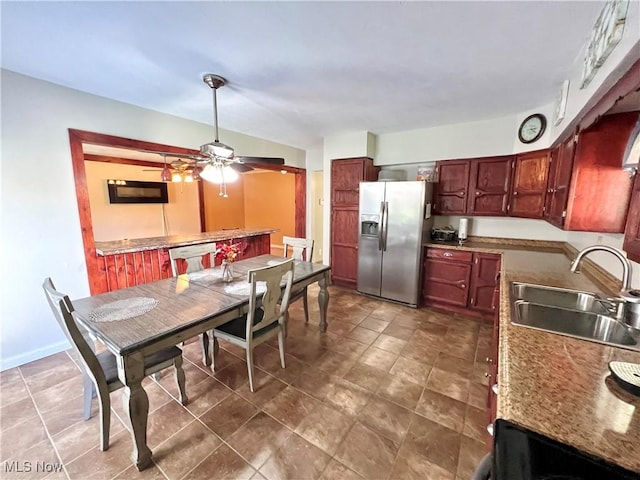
[169,243,217,366]
[282,236,314,323]
[42,278,188,451]
[211,258,295,392]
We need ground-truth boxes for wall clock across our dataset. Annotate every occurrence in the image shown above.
[518,113,547,144]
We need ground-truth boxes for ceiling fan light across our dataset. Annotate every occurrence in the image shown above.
[222,165,239,183]
[171,172,183,183]
[184,173,194,183]
[200,164,224,184]
[201,141,234,159]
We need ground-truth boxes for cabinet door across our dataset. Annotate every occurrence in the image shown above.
[330,207,359,286]
[422,258,472,307]
[434,160,470,215]
[564,112,637,232]
[545,136,575,228]
[331,159,365,206]
[469,253,501,314]
[467,157,513,216]
[623,174,640,263]
[510,150,550,218]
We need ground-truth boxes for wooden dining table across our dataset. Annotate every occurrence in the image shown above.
[73,254,331,471]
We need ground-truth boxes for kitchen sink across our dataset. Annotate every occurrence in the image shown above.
[511,282,610,314]
[512,301,638,348]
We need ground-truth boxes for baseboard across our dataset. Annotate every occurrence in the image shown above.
[0,340,70,371]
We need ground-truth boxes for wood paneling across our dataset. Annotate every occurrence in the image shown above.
[467,157,513,216]
[434,160,470,215]
[510,150,550,218]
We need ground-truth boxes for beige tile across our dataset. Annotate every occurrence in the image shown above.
[177,376,230,417]
[22,360,81,394]
[456,435,489,479]
[434,352,474,379]
[236,370,288,408]
[1,438,61,480]
[0,368,30,408]
[30,375,84,413]
[183,444,255,480]
[146,400,195,449]
[0,396,39,430]
[158,360,210,399]
[259,433,331,480]
[388,444,455,480]
[404,414,461,474]
[463,404,488,442]
[199,393,258,439]
[326,338,369,359]
[39,395,97,437]
[426,368,470,402]
[334,422,399,480]
[112,463,167,480]
[415,389,466,432]
[466,382,488,410]
[399,341,439,366]
[227,412,292,469]
[111,379,173,425]
[376,374,424,410]
[295,403,353,455]
[358,396,412,443]
[346,326,380,345]
[291,368,337,401]
[314,351,358,377]
[372,334,407,354]
[381,323,415,341]
[357,317,390,333]
[253,348,308,384]
[286,339,328,364]
[343,363,387,392]
[319,459,364,480]
[153,420,221,480]
[324,378,371,418]
[19,352,74,379]
[389,356,430,384]
[263,386,321,430]
[1,415,49,463]
[357,346,398,372]
[65,430,136,480]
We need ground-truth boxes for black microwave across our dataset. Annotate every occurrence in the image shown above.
[107,180,169,204]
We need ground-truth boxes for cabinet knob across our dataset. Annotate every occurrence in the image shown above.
[484,372,490,378]
[443,252,453,257]
[486,357,493,364]
[475,191,481,196]
[461,284,466,289]
[492,384,499,395]
[459,190,466,197]
[487,424,494,436]
[513,191,519,196]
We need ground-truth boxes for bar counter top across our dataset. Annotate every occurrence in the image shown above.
[425,237,640,473]
[95,227,277,256]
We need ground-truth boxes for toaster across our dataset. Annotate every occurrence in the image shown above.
[431,227,457,242]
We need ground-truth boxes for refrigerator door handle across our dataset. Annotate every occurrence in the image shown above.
[382,201,389,251]
[378,202,385,250]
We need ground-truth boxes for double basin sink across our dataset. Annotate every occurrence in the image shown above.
[511,283,638,349]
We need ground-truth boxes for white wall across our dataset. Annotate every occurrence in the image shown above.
[0,69,306,370]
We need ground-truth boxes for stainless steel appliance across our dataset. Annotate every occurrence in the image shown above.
[357,181,433,306]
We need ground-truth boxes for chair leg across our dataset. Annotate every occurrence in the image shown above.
[173,356,189,406]
[97,384,111,451]
[277,329,286,369]
[82,373,94,420]
[246,347,255,393]
[210,335,219,373]
[201,332,212,367]
[284,310,290,338]
[303,290,309,323]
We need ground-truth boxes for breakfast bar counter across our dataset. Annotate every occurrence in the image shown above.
[425,237,640,473]
[93,228,277,293]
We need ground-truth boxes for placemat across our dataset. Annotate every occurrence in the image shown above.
[87,297,158,322]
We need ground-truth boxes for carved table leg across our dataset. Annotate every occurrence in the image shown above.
[318,271,330,333]
[210,336,220,373]
[118,352,152,471]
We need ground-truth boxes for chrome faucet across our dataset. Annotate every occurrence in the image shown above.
[570,245,632,291]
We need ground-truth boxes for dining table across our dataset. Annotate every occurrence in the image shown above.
[72,254,331,471]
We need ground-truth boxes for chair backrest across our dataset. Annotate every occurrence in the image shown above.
[42,278,107,387]
[169,243,217,276]
[246,258,295,337]
[282,236,314,262]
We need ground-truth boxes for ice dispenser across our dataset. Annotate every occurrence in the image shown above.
[360,214,380,236]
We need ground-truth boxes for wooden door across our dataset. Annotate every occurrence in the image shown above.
[330,208,359,286]
[546,136,575,228]
[467,157,513,216]
[469,253,501,314]
[331,159,366,206]
[509,150,550,218]
[434,160,470,214]
[623,174,640,263]
[564,112,637,232]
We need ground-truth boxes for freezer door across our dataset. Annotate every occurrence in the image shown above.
[357,182,385,296]
[380,181,426,305]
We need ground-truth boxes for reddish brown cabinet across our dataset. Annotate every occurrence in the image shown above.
[467,156,513,216]
[623,174,640,263]
[544,138,575,228]
[433,160,470,215]
[422,247,500,319]
[330,157,379,288]
[509,150,550,218]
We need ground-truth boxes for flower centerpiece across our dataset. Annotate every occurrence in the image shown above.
[215,241,242,282]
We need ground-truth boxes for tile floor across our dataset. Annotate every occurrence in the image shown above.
[0,285,492,480]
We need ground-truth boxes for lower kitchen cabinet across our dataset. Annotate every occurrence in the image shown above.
[421,247,500,320]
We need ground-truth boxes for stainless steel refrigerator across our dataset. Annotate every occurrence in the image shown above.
[357,181,433,306]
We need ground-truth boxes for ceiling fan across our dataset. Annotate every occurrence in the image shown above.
[153,73,286,197]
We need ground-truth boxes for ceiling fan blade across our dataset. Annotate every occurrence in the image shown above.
[229,163,253,173]
[235,156,285,165]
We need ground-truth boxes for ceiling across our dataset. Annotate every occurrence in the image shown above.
[1,1,612,150]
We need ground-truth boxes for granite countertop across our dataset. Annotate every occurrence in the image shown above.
[426,237,640,473]
[95,227,278,256]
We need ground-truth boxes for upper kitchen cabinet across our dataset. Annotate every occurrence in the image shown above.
[330,157,379,288]
[433,160,470,215]
[562,111,638,232]
[509,150,550,219]
[467,156,513,216]
[623,174,640,263]
[544,137,575,228]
